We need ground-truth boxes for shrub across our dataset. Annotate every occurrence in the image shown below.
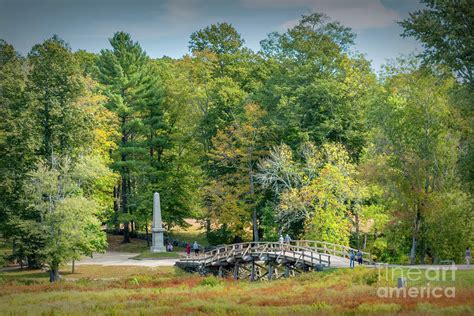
[357,303,401,313]
[199,276,221,287]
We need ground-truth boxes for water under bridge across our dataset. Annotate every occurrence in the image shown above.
[175,240,373,281]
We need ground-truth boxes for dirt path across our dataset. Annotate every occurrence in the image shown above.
[75,251,179,267]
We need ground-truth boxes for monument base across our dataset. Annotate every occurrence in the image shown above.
[150,245,166,253]
[150,226,166,253]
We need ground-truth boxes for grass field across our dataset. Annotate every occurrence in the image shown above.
[0,266,473,315]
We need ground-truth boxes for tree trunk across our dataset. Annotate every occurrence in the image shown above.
[120,115,131,244]
[43,102,52,164]
[145,224,150,247]
[355,211,360,250]
[409,205,421,265]
[113,185,120,233]
[121,167,130,243]
[252,208,258,242]
[206,219,211,235]
[49,262,60,282]
[249,168,259,242]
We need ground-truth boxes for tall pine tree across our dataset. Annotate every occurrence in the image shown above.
[96,32,166,242]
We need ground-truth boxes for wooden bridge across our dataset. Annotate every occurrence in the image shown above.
[175,240,372,281]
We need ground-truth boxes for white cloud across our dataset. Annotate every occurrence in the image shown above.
[241,0,400,30]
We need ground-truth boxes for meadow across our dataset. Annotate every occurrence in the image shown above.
[1,265,473,315]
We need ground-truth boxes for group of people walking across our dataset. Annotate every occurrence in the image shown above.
[349,250,363,268]
[278,234,292,243]
[185,241,200,256]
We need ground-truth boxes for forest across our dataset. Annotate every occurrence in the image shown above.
[0,0,472,278]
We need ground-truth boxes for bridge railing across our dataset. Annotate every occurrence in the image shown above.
[291,240,372,264]
[180,241,332,266]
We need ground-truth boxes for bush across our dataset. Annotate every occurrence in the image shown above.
[199,276,221,287]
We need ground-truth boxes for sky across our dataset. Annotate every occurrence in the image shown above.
[0,0,424,71]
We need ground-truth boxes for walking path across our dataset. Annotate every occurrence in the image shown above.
[75,251,179,267]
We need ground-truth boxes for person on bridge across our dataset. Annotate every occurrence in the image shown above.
[356,250,363,265]
[278,234,284,244]
[192,241,199,256]
[349,250,355,268]
[284,234,291,243]
[466,247,471,265]
[185,243,191,257]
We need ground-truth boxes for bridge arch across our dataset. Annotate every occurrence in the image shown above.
[176,240,372,281]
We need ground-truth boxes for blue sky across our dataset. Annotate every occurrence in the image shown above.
[0,0,424,71]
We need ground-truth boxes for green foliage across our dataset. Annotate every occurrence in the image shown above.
[28,35,90,163]
[366,62,472,263]
[258,13,375,159]
[400,0,474,83]
[189,22,244,56]
[257,142,380,245]
[199,276,221,287]
[1,37,112,269]
[1,6,472,266]
[23,157,108,275]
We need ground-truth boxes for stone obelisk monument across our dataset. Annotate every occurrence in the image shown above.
[150,192,165,252]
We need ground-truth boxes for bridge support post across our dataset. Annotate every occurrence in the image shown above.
[233,263,239,280]
[268,263,273,281]
[218,265,223,278]
[250,262,256,281]
[284,265,290,278]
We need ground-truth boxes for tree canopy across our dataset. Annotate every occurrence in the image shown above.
[1,5,473,281]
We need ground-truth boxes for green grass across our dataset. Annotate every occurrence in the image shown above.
[168,231,208,247]
[0,266,473,315]
[106,234,149,253]
[167,218,208,246]
[377,266,474,288]
[132,250,182,260]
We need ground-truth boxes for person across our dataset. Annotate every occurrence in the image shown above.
[349,250,355,268]
[466,247,471,265]
[185,242,191,257]
[284,234,291,244]
[278,234,284,244]
[357,250,363,265]
[192,241,199,256]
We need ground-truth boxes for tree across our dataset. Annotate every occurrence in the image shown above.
[401,0,474,193]
[133,58,203,237]
[400,0,474,83]
[258,13,375,160]
[28,36,90,164]
[24,157,108,282]
[206,103,268,241]
[0,40,30,242]
[189,22,244,56]
[96,32,165,242]
[367,62,472,263]
[257,142,377,245]
[1,37,104,267]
